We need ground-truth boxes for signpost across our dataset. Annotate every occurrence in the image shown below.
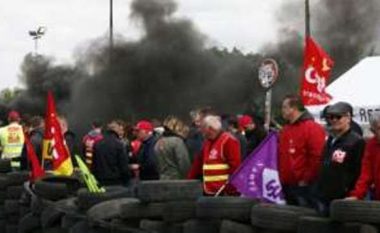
[258,59,279,131]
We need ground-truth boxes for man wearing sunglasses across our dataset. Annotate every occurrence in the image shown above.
[314,102,365,216]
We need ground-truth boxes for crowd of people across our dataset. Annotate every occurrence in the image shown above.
[0,93,379,216]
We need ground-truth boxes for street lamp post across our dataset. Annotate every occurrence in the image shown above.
[28,26,46,55]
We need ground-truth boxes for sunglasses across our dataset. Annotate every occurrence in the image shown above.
[326,115,344,120]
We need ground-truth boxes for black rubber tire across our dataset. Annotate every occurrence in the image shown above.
[139,219,167,233]
[18,213,41,233]
[120,201,165,219]
[163,201,196,223]
[331,200,380,224]
[41,206,64,229]
[54,197,79,214]
[297,216,340,233]
[197,197,259,223]
[4,199,19,215]
[87,198,140,221]
[360,224,379,233]
[42,227,68,233]
[6,171,29,186]
[19,205,31,218]
[183,219,221,233]
[6,214,21,224]
[30,196,54,214]
[0,220,5,233]
[0,205,5,218]
[0,176,9,190]
[137,180,202,203]
[61,213,86,229]
[34,180,70,201]
[6,185,24,199]
[77,186,134,211]
[251,204,317,231]
[0,191,6,204]
[6,224,18,233]
[0,160,11,173]
[220,220,257,233]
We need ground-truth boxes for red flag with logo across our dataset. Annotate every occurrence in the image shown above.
[42,91,74,176]
[300,36,334,106]
[24,133,45,181]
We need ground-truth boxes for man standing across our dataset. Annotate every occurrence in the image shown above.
[314,102,365,215]
[188,115,241,195]
[279,95,326,206]
[0,111,25,170]
[135,120,159,180]
[92,120,130,186]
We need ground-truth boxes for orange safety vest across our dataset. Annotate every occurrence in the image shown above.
[202,132,232,195]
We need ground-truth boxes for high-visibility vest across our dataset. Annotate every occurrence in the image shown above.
[0,123,24,167]
[202,132,232,195]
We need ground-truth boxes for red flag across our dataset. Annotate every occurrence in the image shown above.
[300,36,334,106]
[42,91,74,176]
[24,133,45,181]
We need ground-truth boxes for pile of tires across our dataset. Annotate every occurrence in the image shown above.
[0,160,31,233]
[19,175,83,233]
[88,180,203,233]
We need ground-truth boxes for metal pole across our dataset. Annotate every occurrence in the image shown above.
[305,0,311,37]
[110,0,114,49]
[264,89,272,131]
[34,38,38,55]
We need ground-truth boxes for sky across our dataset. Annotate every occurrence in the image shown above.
[0,0,283,91]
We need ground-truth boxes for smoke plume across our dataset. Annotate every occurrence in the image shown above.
[8,0,380,133]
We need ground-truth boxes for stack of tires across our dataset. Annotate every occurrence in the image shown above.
[329,200,380,233]
[19,175,83,233]
[192,196,259,233]
[0,168,30,233]
[88,180,203,233]
[251,203,318,233]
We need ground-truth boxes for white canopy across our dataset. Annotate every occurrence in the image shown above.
[307,56,380,126]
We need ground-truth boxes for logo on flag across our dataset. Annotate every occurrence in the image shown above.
[230,132,285,204]
[300,36,334,106]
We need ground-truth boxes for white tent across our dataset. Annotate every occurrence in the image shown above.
[307,56,380,127]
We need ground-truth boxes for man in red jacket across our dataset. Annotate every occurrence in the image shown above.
[279,95,326,206]
[347,112,380,200]
[188,115,241,195]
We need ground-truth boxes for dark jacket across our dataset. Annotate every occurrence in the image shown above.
[93,130,130,186]
[233,132,248,160]
[315,129,365,201]
[279,111,326,185]
[20,127,44,170]
[137,135,159,180]
[186,125,203,162]
[245,126,267,156]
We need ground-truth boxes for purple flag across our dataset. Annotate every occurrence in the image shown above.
[230,132,285,204]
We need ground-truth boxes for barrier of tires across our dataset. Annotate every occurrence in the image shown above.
[0,161,378,233]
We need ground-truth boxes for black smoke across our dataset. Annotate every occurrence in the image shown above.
[8,0,380,132]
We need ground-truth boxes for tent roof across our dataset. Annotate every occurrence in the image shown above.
[327,56,380,106]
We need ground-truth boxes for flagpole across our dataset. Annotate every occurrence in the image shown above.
[305,0,311,37]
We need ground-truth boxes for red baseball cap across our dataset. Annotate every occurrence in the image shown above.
[238,115,253,129]
[134,120,153,132]
[8,110,20,121]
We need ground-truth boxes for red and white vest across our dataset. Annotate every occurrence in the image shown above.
[202,132,232,195]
